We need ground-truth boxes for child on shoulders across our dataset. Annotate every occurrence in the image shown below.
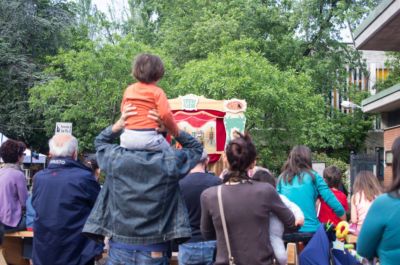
[120,53,179,151]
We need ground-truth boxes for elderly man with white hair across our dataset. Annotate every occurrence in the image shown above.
[32,133,103,265]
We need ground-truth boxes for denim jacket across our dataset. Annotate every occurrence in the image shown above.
[83,126,202,244]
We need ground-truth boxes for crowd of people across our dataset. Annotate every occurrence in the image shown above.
[0,53,400,265]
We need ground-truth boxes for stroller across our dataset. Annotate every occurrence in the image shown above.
[299,225,362,265]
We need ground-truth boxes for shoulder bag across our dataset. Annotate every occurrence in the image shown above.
[218,185,236,265]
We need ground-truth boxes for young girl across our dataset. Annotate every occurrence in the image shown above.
[351,171,381,235]
[277,145,346,233]
[120,53,179,150]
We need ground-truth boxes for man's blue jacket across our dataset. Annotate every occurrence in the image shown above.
[32,157,102,265]
[83,126,202,245]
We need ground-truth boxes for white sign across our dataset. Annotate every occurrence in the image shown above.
[312,162,326,177]
[55,122,73,134]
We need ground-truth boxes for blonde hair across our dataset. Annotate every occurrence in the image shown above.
[352,171,381,203]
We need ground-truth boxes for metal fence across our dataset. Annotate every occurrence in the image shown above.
[350,152,383,193]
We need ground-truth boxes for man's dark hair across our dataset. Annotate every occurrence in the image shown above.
[323,166,342,189]
[132,53,164,84]
[224,132,257,183]
[0,139,26,163]
[252,170,276,188]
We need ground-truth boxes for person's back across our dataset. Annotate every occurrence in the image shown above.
[178,150,221,265]
[277,146,345,233]
[319,188,348,225]
[357,137,400,264]
[0,165,27,227]
[357,193,400,264]
[32,134,101,265]
[350,171,381,234]
[318,166,348,226]
[0,140,28,233]
[201,133,298,265]
[179,171,221,243]
[83,107,203,265]
[253,169,304,265]
[203,182,297,265]
[120,53,179,150]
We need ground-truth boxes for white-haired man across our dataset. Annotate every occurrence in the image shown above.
[32,134,102,265]
[178,150,221,265]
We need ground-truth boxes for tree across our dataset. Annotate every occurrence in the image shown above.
[376,52,400,92]
[24,0,380,163]
[173,45,330,170]
[119,0,377,162]
[0,0,75,149]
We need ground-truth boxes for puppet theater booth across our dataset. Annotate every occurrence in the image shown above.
[169,94,247,176]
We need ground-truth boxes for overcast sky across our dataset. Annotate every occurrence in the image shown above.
[92,0,128,21]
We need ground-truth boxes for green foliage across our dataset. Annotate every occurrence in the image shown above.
[30,36,174,151]
[0,0,380,166]
[0,0,75,149]
[312,152,350,187]
[376,52,400,92]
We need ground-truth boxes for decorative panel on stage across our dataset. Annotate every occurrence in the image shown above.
[169,94,247,168]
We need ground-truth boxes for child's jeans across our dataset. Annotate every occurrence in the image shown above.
[120,129,170,151]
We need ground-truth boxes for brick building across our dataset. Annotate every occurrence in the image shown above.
[355,0,400,186]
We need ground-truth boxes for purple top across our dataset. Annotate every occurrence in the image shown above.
[0,164,28,227]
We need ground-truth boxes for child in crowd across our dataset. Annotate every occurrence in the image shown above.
[351,170,381,235]
[120,53,179,150]
[252,169,304,265]
[83,156,101,182]
[318,166,349,225]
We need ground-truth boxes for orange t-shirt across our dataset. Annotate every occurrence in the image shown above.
[121,82,179,137]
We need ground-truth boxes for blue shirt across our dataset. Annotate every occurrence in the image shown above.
[277,171,345,232]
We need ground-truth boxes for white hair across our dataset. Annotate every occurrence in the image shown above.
[49,134,78,158]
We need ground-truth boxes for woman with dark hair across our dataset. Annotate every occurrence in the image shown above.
[0,139,28,240]
[277,145,345,233]
[83,156,101,182]
[200,133,301,265]
[357,137,400,263]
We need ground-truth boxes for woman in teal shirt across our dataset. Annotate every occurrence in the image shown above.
[277,145,346,232]
[357,137,400,264]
